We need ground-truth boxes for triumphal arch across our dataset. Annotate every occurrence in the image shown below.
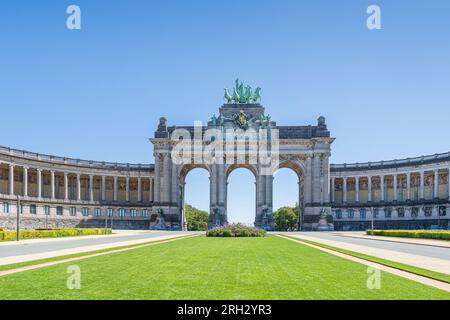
[151,80,334,231]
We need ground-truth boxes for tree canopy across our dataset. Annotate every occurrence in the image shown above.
[272,206,299,231]
[185,204,208,231]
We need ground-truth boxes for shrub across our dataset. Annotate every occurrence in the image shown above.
[366,230,450,241]
[0,228,112,241]
[206,224,266,237]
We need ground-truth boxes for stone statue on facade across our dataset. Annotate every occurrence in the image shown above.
[224,79,262,104]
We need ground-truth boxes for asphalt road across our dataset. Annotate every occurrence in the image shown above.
[0,231,196,258]
[285,232,450,261]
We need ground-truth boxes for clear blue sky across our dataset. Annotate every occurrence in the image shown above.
[1,1,449,223]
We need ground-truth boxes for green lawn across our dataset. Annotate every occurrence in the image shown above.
[0,235,448,300]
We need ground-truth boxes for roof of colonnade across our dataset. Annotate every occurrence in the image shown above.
[0,145,154,171]
[331,151,450,172]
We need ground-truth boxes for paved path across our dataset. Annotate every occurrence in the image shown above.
[278,232,450,275]
[0,230,201,265]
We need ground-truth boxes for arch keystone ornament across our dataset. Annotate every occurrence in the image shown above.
[150,80,334,231]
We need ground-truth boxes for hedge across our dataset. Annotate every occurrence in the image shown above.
[366,229,450,241]
[206,224,267,237]
[0,228,112,241]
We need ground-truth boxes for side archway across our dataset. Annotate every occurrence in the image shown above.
[179,164,211,230]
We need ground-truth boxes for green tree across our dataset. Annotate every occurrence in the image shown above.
[185,204,208,231]
[272,206,298,231]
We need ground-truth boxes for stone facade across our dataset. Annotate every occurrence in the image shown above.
[330,155,450,230]
[1,102,449,231]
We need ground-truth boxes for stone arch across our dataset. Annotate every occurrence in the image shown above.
[273,159,306,230]
[225,163,257,179]
[178,164,211,230]
[225,164,257,225]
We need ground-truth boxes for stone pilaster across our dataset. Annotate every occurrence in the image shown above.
[8,164,14,195]
[64,172,69,200]
[23,166,28,197]
[37,169,42,199]
[406,173,411,201]
[50,170,55,199]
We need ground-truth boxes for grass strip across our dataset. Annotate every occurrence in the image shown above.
[0,234,198,273]
[280,234,450,284]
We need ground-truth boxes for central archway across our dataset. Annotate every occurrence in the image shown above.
[226,164,257,225]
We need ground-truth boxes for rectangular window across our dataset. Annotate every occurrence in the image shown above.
[385,208,392,218]
[56,206,63,216]
[2,202,9,213]
[94,208,101,217]
[118,208,125,217]
[130,209,137,217]
[360,209,366,220]
[30,204,37,215]
[69,207,76,216]
[107,208,113,217]
[397,207,405,218]
[424,207,432,217]
[347,210,354,219]
[373,208,379,218]
[411,207,419,218]
[142,209,148,217]
[82,207,89,216]
[44,205,50,215]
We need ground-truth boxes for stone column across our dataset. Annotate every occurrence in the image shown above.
[8,164,14,195]
[76,173,81,201]
[126,176,130,202]
[113,176,118,202]
[149,178,153,202]
[210,165,217,207]
[101,176,106,201]
[448,169,450,200]
[23,166,28,197]
[163,154,171,203]
[342,177,347,203]
[218,166,226,206]
[89,175,94,202]
[406,172,411,201]
[355,177,360,203]
[330,177,335,203]
[266,175,273,209]
[304,156,312,204]
[380,176,385,202]
[137,176,142,202]
[368,176,372,202]
[154,154,160,203]
[393,174,398,202]
[50,170,55,199]
[64,172,69,200]
[420,171,425,200]
[37,169,42,199]
[434,169,439,199]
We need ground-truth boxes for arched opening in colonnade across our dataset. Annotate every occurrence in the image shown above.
[180,166,210,230]
[226,166,256,225]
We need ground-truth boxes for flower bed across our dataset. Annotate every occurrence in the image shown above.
[206,224,266,237]
[0,228,112,241]
[366,229,450,241]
